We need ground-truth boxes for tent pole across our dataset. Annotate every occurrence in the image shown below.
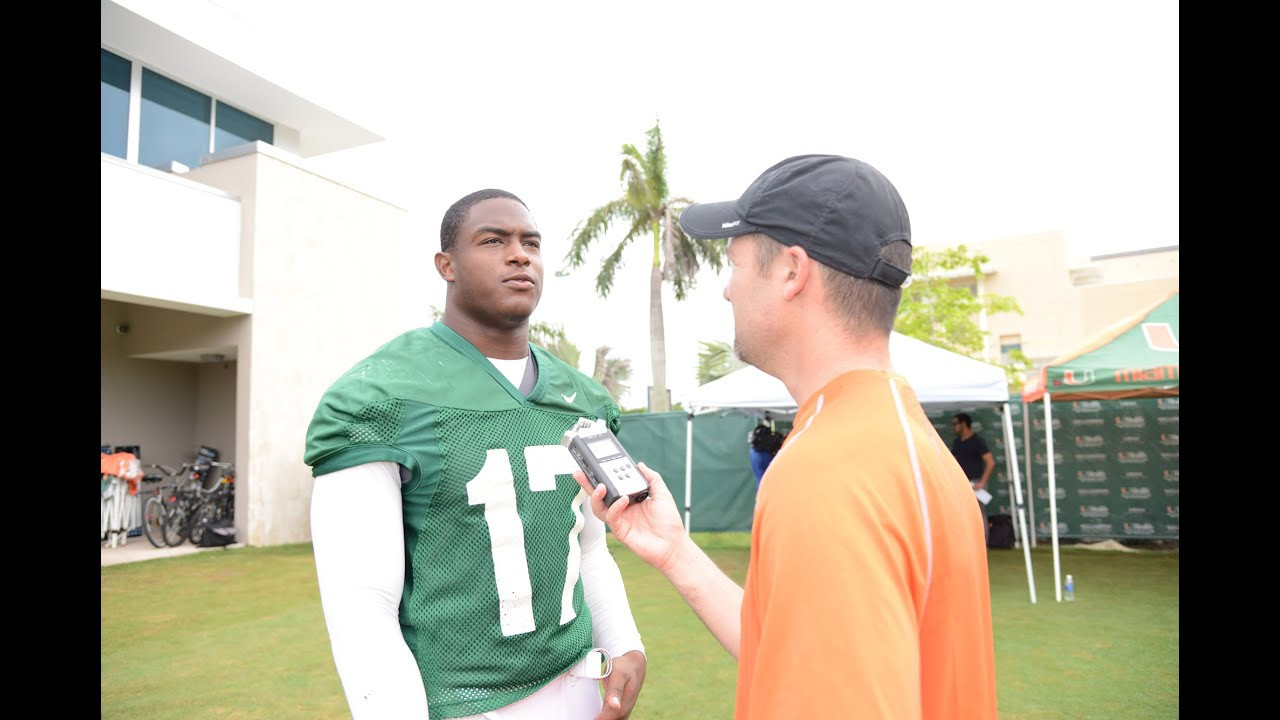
[684,412,694,532]
[1002,403,1036,604]
[1024,400,1035,548]
[1044,393,1062,602]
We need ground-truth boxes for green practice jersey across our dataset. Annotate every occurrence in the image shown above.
[305,322,621,719]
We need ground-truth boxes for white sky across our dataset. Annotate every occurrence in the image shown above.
[214,0,1179,408]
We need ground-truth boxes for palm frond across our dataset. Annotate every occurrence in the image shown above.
[595,230,636,297]
[644,122,668,203]
[564,198,633,269]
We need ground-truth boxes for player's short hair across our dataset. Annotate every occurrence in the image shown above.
[440,189,528,252]
[953,413,973,428]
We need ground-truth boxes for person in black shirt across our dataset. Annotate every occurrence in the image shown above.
[950,413,995,543]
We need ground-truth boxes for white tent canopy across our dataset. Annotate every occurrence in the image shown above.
[680,331,1038,603]
[686,331,1012,414]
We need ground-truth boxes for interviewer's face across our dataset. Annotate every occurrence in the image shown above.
[723,235,774,369]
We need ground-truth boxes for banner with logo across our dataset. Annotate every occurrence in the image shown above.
[1025,397,1179,540]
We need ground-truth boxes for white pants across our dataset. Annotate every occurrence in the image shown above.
[454,668,602,720]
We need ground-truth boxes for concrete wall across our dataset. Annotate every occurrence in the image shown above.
[187,147,419,545]
[101,300,197,466]
[196,360,237,462]
[951,232,1178,365]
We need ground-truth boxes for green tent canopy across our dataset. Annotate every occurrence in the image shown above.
[1021,289,1178,602]
[1022,291,1178,402]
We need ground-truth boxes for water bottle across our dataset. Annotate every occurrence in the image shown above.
[1064,574,1075,601]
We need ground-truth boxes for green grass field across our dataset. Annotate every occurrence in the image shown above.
[102,535,1177,719]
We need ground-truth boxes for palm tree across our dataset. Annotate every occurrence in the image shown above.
[564,121,727,411]
[528,322,581,369]
[696,339,747,386]
[592,345,632,405]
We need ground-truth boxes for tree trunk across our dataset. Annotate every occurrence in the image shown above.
[649,264,669,411]
[649,223,669,411]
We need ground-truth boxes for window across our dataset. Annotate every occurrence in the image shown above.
[140,68,211,170]
[100,49,130,158]
[216,102,274,151]
[1000,334,1023,364]
[103,55,276,170]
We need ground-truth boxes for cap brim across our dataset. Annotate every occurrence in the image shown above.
[679,201,759,239]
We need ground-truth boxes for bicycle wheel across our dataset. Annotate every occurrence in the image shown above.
[188,504,210,546]
[141,495,168,548]
[162,497,188,547]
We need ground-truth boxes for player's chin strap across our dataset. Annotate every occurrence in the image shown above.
[568,648,613,679]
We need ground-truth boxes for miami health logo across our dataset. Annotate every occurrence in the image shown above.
[1120,486,1152,500]
[1166,505,1179,518]
[1033,452,1065,465]
[1156,398,1179,411]
[1077,470,1107,483]
[1117,451,1149,464]
[1074,435,1105,448]
[1163,469,1179,482]
[1123,522,1156,536]
[1032,417,1062,430]
[1072,400,1102,413]
[1079,505,1110,518]
[1036,486,1067,500]
[1160,433,1179,446]
[1115,415,1146,428]
[1037,520,1069,536]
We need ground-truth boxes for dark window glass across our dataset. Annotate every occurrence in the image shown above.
[215,102,274,151]
[139,68,211,170]
[101,49,131,158]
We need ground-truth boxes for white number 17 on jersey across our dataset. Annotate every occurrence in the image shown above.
[465,444,585,637]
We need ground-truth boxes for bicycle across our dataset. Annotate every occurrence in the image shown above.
[143,461,216,547]
[187,461,235,546]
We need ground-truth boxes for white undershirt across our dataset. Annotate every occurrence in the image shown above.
[487,355,529,388]
[311,354,644,719]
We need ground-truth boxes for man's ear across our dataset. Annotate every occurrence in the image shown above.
[780,245,813,301]
[435,251,455,282]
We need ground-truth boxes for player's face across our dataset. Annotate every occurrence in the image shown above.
[446,198,544,328]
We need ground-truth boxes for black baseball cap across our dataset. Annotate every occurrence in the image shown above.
[679,154,912,287]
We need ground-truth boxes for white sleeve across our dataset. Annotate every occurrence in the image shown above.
[311,461,429,719]
[578,503,646,659]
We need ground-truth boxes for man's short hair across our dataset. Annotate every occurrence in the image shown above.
[750,233,911,336]
[440,189,528,252]
[953,413,973,428]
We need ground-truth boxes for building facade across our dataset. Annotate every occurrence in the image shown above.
[101,0,425,545]
[941,231,1178,373]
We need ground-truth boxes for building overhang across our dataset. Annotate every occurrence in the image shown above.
[102,0,384,157]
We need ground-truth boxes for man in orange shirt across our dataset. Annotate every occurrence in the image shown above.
[576,155,998,719]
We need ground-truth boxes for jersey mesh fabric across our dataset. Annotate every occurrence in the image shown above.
[408,405,594,717]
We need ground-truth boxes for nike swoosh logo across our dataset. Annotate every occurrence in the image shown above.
[562,392,577,403]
